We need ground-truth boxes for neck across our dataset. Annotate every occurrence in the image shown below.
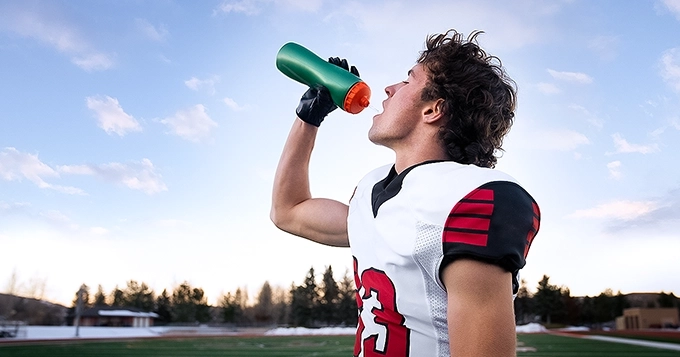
[393,141,448,174]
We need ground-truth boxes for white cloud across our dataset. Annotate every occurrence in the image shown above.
[609,133,659,154]
[569,200,659,221]
[529,129,590,151]
[537,82,561,94]
[588,35,619,61]
[569,104,604,128]
[275,0,323,11]
[660,0,680,20]
[41,210,79,230]
[72,54,115,72]
[660,48,680,93]
[86,96,142,136]
[0,8,114,71]
[214,0,322,15]
[0,147,84,195]
[223,97,246,111]
[159,104,218,142]
[651,119,680,138]
[215,0,262,15]
[0,201,30,214]
[547,69,593,84]
[135,18,168,42]
[184,76,219,94]
[58,159,167,195]
[607,161,622,180]
[341,1,566,54]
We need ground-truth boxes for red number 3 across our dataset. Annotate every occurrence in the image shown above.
[354,257,410,357]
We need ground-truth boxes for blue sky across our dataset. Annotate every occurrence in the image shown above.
[1,0,680,306]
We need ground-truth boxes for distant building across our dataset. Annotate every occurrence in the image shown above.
[77,307,159,327]
[615,307,679,330]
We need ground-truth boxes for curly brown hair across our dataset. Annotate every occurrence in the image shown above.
[418,30,517,168]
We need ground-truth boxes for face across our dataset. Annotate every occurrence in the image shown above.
[368,64,430,149]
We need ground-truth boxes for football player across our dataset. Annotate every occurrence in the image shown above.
[271,29,540,357]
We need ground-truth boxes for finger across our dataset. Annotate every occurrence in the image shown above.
[340,58,349,70]
[350,65,360,77]
[328,57,341,66]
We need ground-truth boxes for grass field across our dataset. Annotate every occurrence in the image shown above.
[1,333,679,356]
[0,335,355,357]
[517,333,680,356]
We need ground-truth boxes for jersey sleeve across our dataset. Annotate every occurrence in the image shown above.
[439,181,540,293]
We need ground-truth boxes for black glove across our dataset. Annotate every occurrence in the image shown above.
[296,57,360,127]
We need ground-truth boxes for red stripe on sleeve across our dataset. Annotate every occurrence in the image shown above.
[443,230,489,246]
[443,188,494,247]
[449,201,494,216]
[446,216,491,231]
[468,188,494,201]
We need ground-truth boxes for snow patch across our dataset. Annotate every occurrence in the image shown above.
[558,326,590,331]
[17,326,164,340]
[515,323,547,333]
[265,327,355,336]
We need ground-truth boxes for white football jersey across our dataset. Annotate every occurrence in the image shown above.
[348,161,540,357]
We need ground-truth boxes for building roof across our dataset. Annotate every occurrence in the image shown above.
[81,306,158,318]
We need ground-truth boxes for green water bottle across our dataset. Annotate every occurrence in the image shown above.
[276,42,371,114]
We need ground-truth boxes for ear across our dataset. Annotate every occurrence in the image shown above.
[422,98,445,124]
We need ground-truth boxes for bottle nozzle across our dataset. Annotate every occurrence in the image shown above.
[359,96,369,108]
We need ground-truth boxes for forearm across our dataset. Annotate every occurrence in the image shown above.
[270,118,350,246]
[270,118,317,230]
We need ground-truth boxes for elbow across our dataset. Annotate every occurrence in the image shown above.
[269,205,288,231]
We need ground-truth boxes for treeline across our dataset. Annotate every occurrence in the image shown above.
[515,275,680,327]
[15,271,678,329]
[70,266,357,327]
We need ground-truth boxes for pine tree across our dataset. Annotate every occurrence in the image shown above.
[155,289,172,324]
[290,267,319,327]
[319,266,340,325]
[171,282,195,323]
[593,288,616,326]
[337,270,358,327]
[93,284,108,306]
[533,275,563,325]
[123,280,155,311]
[219,292,241,323]
[192,287,211,323]
[513,279,534,324]
[110,285,125,307]
[71,284,92,309]
[254,281,274,324]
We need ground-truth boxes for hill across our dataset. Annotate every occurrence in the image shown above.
[0,293,67,325]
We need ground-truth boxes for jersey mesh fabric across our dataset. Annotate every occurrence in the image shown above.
[414,221,450,356]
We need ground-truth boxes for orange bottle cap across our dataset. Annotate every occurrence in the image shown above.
[343,81,371,114]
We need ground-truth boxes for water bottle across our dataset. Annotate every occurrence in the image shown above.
[276,42,371,114]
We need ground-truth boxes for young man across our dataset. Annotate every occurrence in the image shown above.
[271,30,540,357]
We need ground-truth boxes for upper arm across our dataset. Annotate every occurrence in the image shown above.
[437,181,540,356]
[442,259,516,357]
[272,197,350,247]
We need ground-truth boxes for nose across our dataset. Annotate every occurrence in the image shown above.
[385,83,397,97]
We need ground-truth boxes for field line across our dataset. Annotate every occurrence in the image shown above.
[547,331,680,351]
[584,335,680,351]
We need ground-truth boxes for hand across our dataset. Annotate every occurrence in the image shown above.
[295,57,360,127]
